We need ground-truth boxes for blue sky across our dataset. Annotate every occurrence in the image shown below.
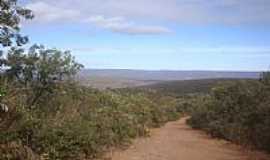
[21,0,270,71]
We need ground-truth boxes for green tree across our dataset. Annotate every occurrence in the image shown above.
[0,1,83,106]
[5,44,84,105]
[0,0,33,47]
[0,0,33,99]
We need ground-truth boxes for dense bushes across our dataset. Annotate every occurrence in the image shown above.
[188,77,270,152]
[0,83,182,159]
[0,1,180,159]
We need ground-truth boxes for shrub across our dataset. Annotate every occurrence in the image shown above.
[188,79,270,152]
[0,84,182,159]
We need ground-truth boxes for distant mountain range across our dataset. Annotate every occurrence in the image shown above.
[79,69,260,81]
[77,69,261,89]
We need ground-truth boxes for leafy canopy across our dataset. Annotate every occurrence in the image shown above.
[0,1,83,105]
[0,0,34,47]
[4,45,84,105]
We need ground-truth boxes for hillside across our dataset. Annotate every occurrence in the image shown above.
[78,69,260,89]
[141,79,252,95]
[79,69,260,81]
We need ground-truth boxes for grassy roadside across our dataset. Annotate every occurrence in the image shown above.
[0,84,184,160]
[187,77,270,153]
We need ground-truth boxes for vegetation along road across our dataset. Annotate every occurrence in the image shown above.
[105,117,270,160]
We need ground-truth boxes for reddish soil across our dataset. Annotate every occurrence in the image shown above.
[105,117,270,160]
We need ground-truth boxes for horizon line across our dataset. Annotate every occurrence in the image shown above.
[82,68,266,73]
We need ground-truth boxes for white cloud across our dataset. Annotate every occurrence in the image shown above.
[26,0,270,26]
[24,0,270,34]
[26,2,171,35]
[85,15,171,35]
[26,2,81,23]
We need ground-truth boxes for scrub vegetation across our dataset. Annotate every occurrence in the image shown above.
[1,1,269,159]
[187,74,270,152]
[0,2,182,159]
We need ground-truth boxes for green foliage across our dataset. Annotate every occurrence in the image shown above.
[0,0,33,47]
[2,45,83,106]
[0,1,182,159]
[188,78,270,152]
[0,86,6,101]
[142,79,245,97]
[0,84,182,159]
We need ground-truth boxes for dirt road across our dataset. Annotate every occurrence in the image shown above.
[106,117,269,160]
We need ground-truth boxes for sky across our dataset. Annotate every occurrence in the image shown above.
[21,0,270,71]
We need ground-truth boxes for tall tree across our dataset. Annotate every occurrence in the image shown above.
[0,0,33,47]
[0,0,33,74]
[5,45,83,105]
[0,0,84,106]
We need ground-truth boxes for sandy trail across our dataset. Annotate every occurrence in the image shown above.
[106,117,269,160]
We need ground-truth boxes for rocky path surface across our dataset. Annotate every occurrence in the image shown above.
[106,117,269,160]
